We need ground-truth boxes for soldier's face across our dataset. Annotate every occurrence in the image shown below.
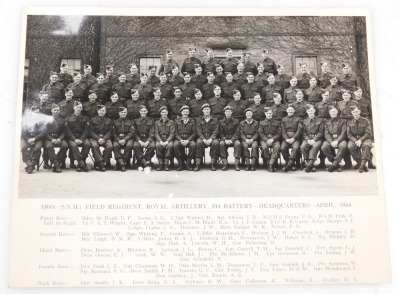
[60,66,68,73]
[189,50,196,57]
[329,108,338,118]
[322,92,329,101]
[89,94,97,102]
[40,94,49,102]
[277,67,284,74]
[207,50,213,57]
[140,76,148,83]
[226,74,233,82]
[50,75,58,83]
[290,78,298,86]
[119,75,126,83]
[195,91,203,100]
[172,68,179,76]
[140,108,148,117]
[195,67,202,75]
[160,109,168,118]
[214,87,221,96]
[321,63,328,72]
[262,51,269,58]
[131,92,139,100]
[296,92,304,101]
[224,110,232,118]
[226,50,233,58]
[257,65,264,73]
[119,109,127,118]
[354,89,362,99]
[330,78,337,85]
[65,90,73,100]
[74,104,82,114]
[245,111,253,119]
[166,53,173,60]
[130,65,138,74]
[106,68,113,75]
[307,108,316,118]
[74,75,82,83]
[111,94,119,103]
[352,109,361,119]
[244,54,251,62]
[216,67,223,74]
[184,75,191,83]
[154,90,161,99]
[342,93,351,101]
[247,75,254,83]
[149,69,156,76]
[237,64,244,72]
[342,66,350,74]
[97,75,104,83]
[267,76,275,84]
[273,95,282,104]
[233,92,241,101]
[181,109,190,117]
[174,90,182,98]
[207,75,215,83]
[51,107,60,116]
[287,107,295,116]
[84,67,92,75]
[202,107,211,116]
[98,108,106,116]
[300,65,307,73]
[254,95,261,104]
[310,78,317,86]
[265,111,273,119]
[160,75,167,83]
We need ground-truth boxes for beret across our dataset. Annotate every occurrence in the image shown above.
[201,103,210,110]
[223,106,233,112]
[180,105,190,112]
[159,106,168,113]
[244,108,253,114]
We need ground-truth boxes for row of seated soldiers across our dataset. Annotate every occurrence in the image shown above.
[21,95,374,174]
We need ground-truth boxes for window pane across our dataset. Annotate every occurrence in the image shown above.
[139,57,161,75]
[294,56,318,76]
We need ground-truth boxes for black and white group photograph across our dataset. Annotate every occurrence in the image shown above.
[17,14,379,198]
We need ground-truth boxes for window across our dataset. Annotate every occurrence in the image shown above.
[139,57,161,75]
[294,56,318,76]
[60,58,81,75]
[23,59,29,103]
[212,48,244,59]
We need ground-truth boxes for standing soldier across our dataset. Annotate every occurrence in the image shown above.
[194,103,220,171]
[89,104,113,172]
[112,106,135,171]
[168,87,189,120]
[181,47,202,75]
[233,63,247,89]
[284,76,298,104]
[191,64,208,90]
[254,64,269,88]
[20,105,46,174]
[57,63,73,88]
[281,105,302,172]
[126,63,141,88]
[208,85,228,120]
[249,93,266,122]
[156,72,174,100]
[275,65,291,90]
[325,76,344,103]
[261,74,283,106]
[270,93,288,121]
[38,92,52,115]
[64,101,91,172]
[296,63,312,90]
[112,72,132,106]
[316,90,333,119]
[147,66,160,87]
[202,48,220,73]
[301,105,324,172]
[105,92,124,121]
[134,73,153,102]
[168,65,184,87]
[241,72,262,105]
[148,87,167,119]
[219,106,241,171]
[91,73,111,105]
[59,88,75,119]
[338,63,359,91]
[338,90,359,120]
[305,76,323,105]
[321,105,348,172]
[221,72,239,100]
[347,106,373,173]
[82,90,100,119]
[181,72,196,100]
[259,107,282,172]
[214,64,226,86]
[243,52,257,75]
[81,64,97,89]
[189,88,207,118]
[317,62,332,89]
[260,49,278,75]
[220,48,239,74]
[240,108,259,171]
[126,89,144,121]
[67,72,88,103]
[353,87,372,121]
[159,49,179,77]
[133,106,155,168]
[292,89,308,119]
[44,103,68,172]
[174,105,197,171]
[202,72,218,99]
[227,89,247,121]
[154,106,175,171]
[104,64,119,89]
[42,71,65,103]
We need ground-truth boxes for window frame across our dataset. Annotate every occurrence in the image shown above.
[211,48,245,59]
[138,56,162,75]
[292,55,319,76]
[60,58,82,75]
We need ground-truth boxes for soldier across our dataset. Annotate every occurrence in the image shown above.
[296,63,312,90]
[191,64,207,90]
[261,74,283,106]
[208,85,228,120]
[275,64,291,90]
[105,92,124,121]
[148,87,167,119]
[254,63,269,88]
[316,90,333,119]
[227,89,247,121]
[156,72,174,100]
[202,72,218,99]
[181,72,196,101]
[126,63,141,88]
[201,48,220,74]
[338,89,359,120]
[64,101,91,172]
[233,63,247,89]
[259,107,282,172]
[133,106,155,168]
[347,106,373,173]
[325,76,344,103]
[38,92,52,115]
[88,105,113,172]
[154,106,175,171]
[112,106,135,171]
[249,93,266,122]
[82,90,100,119]
[194,103,220,171]
[270,93,287,121]
[321,105,348,172]
[220,48,239,74]
[281,105,302,172]
[57,63,73,88]
[42,71,65,103]
[91,73,111,105]
[301,105,325,172]
[168,87,189,120]
[126,89,144,120]
[67,72,88,103]
[111,72,132,106]
[259,49,278,75]
[292,89,308,119]
[284,76,298,104]
[317,61,333,89]
[221,72,239,100]
[241,72,262,105]
[353,87,372,120]
[174,105,197,171]
[214,64,226,85]
[181,47,202,75]
[219,106,241,171]
[168,65,184,87]
[159,49,179,77]
[338,63,359,91]
[81,64,97,89]
[243,52,257,75]
[240,108,259,171]
[189,88,207,118]
[20,104,46,174]
[44,103,68,172]
[305,76,323,104]
[147,66,160,87]
[104,64,119,88]
[134,73,153,101]
[59,88,75,119]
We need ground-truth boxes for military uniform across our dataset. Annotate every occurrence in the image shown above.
[81,74,97,89]
[275,73,291,90]
[233,72,247,89]
[59,99,75,118]
[219,117,241,160]
[126,99,143,120]
[158,59,179,76]
[261,84,283,106]
[317,72,333,89]
[338,73,359,91]
[202,83,218,100]
[249,103,266,121]
[90,83,111,105]
[338,100,359,120]
[325,84,344,103]
[316,100,333,119]
[254,73,269,88]
[220,58,239,74]
[347,116,372,170]
[57,73,73,88]
[105,101,124,121]
[154,117,175,168]
[126,73,141,88]
[112,116,135,168]
[168,98,188,120]
[284,86,297,104]
[89,115,113,166]
[20,116,45,173]
[147,98,167,119]
[220,81,239,100]
[134,83,153,101]
[156,82,174,100]
[104,74,119,89]
[67,82,88,103]
[321,117,348,165]
[280,115,302,165]
[214,74,226,86]
[240,119,259,163]
[42,82,65,103]
[189,98,207,118]
[64,113,91,167]
[195,116,220,161]
[201,57,220,73]
[292,100,308,119]
[305,86,324,103]
[82,101,100,119]
[270,104,288,121]
[112,82,132,105]
[228,99,248,121]
[296,73,312,90]
[260,57,278,75]
[181,82,197,100]
[39,100,52,115]
[300,117,325,167]
[241,82,262,105]
[259,118,281,167]
[208,96,228,120]
[174,116,197,170]
[133,116,155,164]
[44,115,68,170]
[191,73,208,90]
[147,75,160,87]
[243,62,257,75]
[355,98,372,119]
[168,75,184,87]
[181,57,202,75]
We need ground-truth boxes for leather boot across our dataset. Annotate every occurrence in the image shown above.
[117,159,126,172]
[283,159,294,172]
[210,158,217,171]
[269,159,276,172]
[26,164,35,174]
[368,160,376,169]
[245,158,250,171]
[157,159,164,171]
[176,159,183,171]
[52,160,62,173]
[250,158,256,171]
[359,159,368,173]
[186,158,193,171]
[221,158,228,171]
[78,160,89,172]
[43,159,51,169]
[165,159,171,171]
[98,160,106,172]
[305,159,315,173]
[234,159,240,171]
[60,160,66,169]
[327,160,338,172]
[194,158,201,172]
[70,160,77,169]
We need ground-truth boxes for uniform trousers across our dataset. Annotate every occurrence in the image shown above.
[219,140,242,159]
[173,140,196,160]
[260,141,281,160]
[44,139,68,163]
[321,141,347,163]
[21,139,42,165]
[348,139,372,162]
[241,140,259,159]
[133,141,155,162]
[280,140,301,162]
[113,139,134,162]
[301,140,323,161]
[155,141,174,160]
[195,138,219,159]
[67,139,91,162]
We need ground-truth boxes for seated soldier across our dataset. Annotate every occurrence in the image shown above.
[301,105,325,173]
[281,105,302,172]
[82,90,100,119]
[227,89,247,121]
[89,105,113,172]
[259,107,281,172]
[188,88,207,118]
[194,103,220,171]
[133,105,155,169]
[112,106,135,172]
[219,106,241,171]
[240,108,259,171]
[321,105,348,172]
[154,106,175,171]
